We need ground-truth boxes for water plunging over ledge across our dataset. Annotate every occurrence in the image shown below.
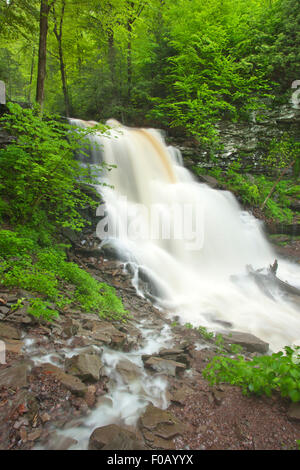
[70,118,300,352]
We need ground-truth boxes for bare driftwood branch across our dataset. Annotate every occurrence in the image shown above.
[246,261,300,297]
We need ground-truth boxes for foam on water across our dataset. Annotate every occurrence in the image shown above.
[69,118,300,352]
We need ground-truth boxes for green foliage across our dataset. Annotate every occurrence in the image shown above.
[0,103,105,230]
[263,134,300,177]
[196,326,214,341]
[0,228,128,323]
[1,0,298,139]
[203,345,300,402]
[194,135,299,224]
[184,322,215,341]
[27,298,59,323]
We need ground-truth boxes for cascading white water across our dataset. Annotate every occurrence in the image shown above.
[70,118,300,352]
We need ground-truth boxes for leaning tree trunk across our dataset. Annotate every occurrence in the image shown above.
[36,0,53,111]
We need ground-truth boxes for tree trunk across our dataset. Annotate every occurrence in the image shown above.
[52,0,70,117]
[108,28,115,82]
[28,47,35,103]
[36,0,52,111]
[127,20,132,100]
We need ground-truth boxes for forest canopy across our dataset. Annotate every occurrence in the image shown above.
[0,0,299,140]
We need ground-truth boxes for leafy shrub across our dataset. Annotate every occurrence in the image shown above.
[27,298,59,323]
[194,159,298,224]
[0,229,128,322]
[203,346,300,402]
[0,103,103,231]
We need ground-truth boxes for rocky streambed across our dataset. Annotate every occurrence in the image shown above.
[0,249,300,451]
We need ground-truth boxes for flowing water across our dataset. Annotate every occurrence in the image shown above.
[70,118,300,352]
[32,321,174,450]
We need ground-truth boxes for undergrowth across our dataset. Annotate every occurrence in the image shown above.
[203,345,300,403]
[0,228,128,322]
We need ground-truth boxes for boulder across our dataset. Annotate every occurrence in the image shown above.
[62,319,80,338]
[3,338,24,354]
[143,356,186,377]
[0,364,28,388]
[84,320,126,348]
[7,306,33,325]
[65,353,103,382]
[170,385,194,405]
[89,424,145,450]
[287,403,300,422]
[221,331,269,354]
[158,348,190,366]
[197,174,219,189]
[0,322,22,340]
[116,359,142,383]
[0,306,9,315]
[139,404,185,450]
[40,363,87,396]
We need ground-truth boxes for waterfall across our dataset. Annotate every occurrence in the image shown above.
[70,118,300,352]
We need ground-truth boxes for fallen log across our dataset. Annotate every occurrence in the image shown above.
[246,260,300,297]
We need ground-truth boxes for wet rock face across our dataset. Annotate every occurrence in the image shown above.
[39,363,87,396]
[0,322,22,340]
[143,356,186,377]
[115,359,142,383]
[221,331,269,354]
[287,403,300,422]
[171,105,300,174]
[0,364,29,389]
[80,320,127,349]
[65,353,104,382]
[88,424,145,450]
[138,404,186,450]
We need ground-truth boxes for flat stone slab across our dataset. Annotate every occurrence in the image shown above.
[287,403,300,422]
[143,356,186,376]
[170,384,194,405]
[89,424,145,450]
[39,363,87,396]
[0,322,22,340]
[116,359,142,383]
[3,339,24,354]
[65,353,103,382]
[0,364,28,388]
[81,320,126,348]
[139,404,185,450]
[222,331,269,354]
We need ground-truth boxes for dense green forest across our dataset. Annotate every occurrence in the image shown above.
[0,0,299,138]
[0,1,300,451]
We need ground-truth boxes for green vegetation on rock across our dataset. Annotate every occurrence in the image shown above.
[0,105,127,322]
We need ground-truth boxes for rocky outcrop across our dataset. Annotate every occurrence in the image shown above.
[115,359,142,382]
[287,403,300,422]
[0,363,29,389]
[65,353,104,382]
[0,322,22,340]
[221,331,269,354]
[39,363,87,396]
[138,404,185,450]
[88,424,145,450]
[171,104,300,175]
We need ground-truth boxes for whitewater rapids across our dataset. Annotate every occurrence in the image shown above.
[71,118,300,352]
